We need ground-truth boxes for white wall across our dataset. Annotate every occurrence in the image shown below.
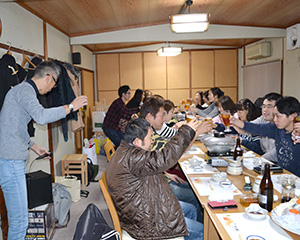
[0,3,44,55]
[72,45,94,71]
[47,24,71,63]
[241,37,300,101]
[283,38,300,99]
[245,38,283,66]
[0,3,75,178]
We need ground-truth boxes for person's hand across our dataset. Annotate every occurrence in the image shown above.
[196,121,212,135]
[174,106,181,113]
[189,107,198,113]
[71,95,88,111]
[188,98,196,105]
[165,172,186,184]
[131,113,139,119]
[30,144,51,159]
[186,118,200,132]
[230,116,244,129]
[196,115,204,122]
[294,122,300,132]
[173,121,186,129]
[291,129,300,144]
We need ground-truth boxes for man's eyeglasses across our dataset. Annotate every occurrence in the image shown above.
[47,74,58,87]
[261,104,275,109]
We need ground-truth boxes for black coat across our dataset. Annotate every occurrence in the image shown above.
[0,54,19,111]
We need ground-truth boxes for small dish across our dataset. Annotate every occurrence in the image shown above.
[219,180,232,188]
[246,235,265,240]
[211,172,227,182]
[245,203,268,220]
[189,157,203,168]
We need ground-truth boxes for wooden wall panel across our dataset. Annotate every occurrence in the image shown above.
[168,89,190,106]
[82,70,95,139]
[191,88,210,100]
[222,87,238,103]
[97,54,119,90]
[148,89,167,99]
[191,51,214,88]
[215,50,237,87]
[98,91,118,106]
[96,49,238,108]
[144,52,167,90]
[120,53,143,89]
[167,52,190,89]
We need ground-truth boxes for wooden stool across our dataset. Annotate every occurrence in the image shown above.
[61,154,88,190]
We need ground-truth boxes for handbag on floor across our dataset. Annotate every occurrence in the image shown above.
[73,203,120,240]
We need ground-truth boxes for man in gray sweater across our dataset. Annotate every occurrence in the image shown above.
[0,61,87,240]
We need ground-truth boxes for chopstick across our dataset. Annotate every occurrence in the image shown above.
[243,171,257,179]
[219,156,231,162]
[209,184,214,190]
[236,155,244,163]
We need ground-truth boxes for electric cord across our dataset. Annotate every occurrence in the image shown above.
[28,151,52,173]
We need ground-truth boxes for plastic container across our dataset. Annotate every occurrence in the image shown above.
[240,193,259,207]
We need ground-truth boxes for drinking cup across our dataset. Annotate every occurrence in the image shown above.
[185,110,195,123]
[221,111,231,132]
[293,113,300,140]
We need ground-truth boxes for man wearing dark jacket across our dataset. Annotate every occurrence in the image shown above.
[102,85,139,148]
[106,118,205,240]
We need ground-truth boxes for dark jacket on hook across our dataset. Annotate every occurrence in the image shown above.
[0,54,20,111]
[51,60,77,141]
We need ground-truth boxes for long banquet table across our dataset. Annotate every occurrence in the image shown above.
[178,141,299,240]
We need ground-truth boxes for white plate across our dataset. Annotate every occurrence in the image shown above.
[271,206,300,235]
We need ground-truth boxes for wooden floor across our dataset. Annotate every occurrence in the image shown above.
[53,154,111,240]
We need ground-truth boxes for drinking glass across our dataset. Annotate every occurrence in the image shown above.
[184,103,190,111]
[281,175,296,203]
[293,113,300,140]
[185,110,195,123]
[221,110,231,132]
[204,116,212,125]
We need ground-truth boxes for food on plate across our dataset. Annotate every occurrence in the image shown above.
[271,198,300,235]
[194,178,201,184]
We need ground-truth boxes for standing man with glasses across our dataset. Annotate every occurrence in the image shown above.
[0,61,88,240]
[102,85,140,148]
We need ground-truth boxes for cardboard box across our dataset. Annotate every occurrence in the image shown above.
[55,176,81,202]
[26,203,55,240]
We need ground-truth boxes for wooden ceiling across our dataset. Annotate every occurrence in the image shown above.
[13,0,300,52]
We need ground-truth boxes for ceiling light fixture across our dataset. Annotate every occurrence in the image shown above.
[170,0,210,33]
[156,42,182,57]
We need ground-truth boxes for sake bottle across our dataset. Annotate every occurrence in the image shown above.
[259,163,273,212]
[233,137,243,161]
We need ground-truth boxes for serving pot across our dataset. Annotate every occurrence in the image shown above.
[202,132,235,154]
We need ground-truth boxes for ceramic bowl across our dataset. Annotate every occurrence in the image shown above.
[245,203,268,220]
[211,172,227,182]
[189,158,203,168]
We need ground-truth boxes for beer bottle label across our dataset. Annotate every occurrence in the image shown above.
[259,194,267,204]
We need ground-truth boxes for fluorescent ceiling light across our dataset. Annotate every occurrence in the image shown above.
[170,13,210,33]
[157,47,182,56]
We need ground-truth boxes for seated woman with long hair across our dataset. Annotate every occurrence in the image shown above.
[126,89,144,108]
[190,87,224,118]
[214,98,264,155]
[189,90,207,110]
[213,95,238,123]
